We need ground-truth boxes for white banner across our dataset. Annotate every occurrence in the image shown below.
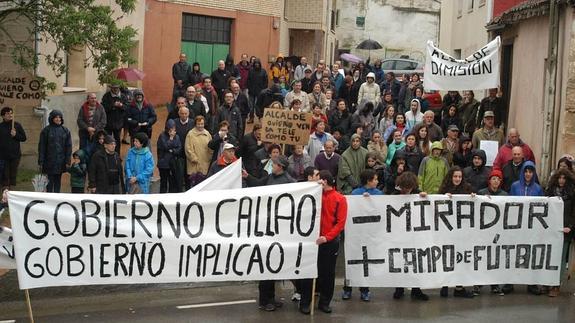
[0,226,16,269]
[188,158,243,192]
[0,159,243,270]
[424,37,501,90]
[8,182,321,289]
[345,194,563,288]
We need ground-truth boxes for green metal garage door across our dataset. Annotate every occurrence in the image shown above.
[181,41,229,73]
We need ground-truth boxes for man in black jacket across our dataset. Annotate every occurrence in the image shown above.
[210,60,230,105]
[502,146,524,192]
[218,90,243,140]
[172,53,191,89]
[0,107,26,190]
[88,135,124,194]
[242,155,295,311]
[231,82,250,125]
[102,84,128,153]
[247,58,269,122]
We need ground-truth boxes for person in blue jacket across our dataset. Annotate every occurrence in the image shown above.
[342,169,383,302]
[509,160,543,197]
[125,132,155,194]
[508,160,544,295]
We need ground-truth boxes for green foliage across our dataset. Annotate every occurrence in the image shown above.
[0,0,138,92]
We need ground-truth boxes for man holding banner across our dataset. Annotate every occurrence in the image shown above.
[299,170,347,314]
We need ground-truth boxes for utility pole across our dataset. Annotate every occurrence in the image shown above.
[540,0,560,183]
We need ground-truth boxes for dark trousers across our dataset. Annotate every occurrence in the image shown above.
[159,168,179,193]
[46,174,62,193]
[71,187,84,193]
[300,239,340,307]
[258,280,277,306]
[79,130,91,150]
[2,158,20,188]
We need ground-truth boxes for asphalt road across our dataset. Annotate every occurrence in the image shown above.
[1,274,574,323]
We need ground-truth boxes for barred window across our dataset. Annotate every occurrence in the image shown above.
[182,14,231,44]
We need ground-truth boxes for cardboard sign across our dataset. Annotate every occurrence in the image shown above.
[261,109,312,146]
[0,74,42,107]
[345,194,563,288]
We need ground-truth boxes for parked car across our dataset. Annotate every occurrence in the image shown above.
[380,58,423,77]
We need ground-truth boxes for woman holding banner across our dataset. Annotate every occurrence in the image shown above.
[545,168,575,297]
[438,166,475,298]
[391,171,429,301]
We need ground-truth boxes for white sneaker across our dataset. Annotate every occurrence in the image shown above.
[291,292,301,301]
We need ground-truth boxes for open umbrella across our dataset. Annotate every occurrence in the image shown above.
[356,39,383,50]
[356,39,383,60]
[111,67,146,81]
[340,53,364,64]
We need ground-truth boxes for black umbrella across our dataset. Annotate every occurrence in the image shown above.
[356,39,382,60]
[356,39,383,50]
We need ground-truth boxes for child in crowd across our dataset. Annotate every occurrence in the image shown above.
[342,169,383,302]
[68,150,87,193]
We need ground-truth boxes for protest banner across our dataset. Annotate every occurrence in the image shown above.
[0,226,16,269]
[424,37,501,91]
[0,74,42,107]
[345,194,563,288]
[261,108,312,146]
[188,158,243,192]
[8,182,321,289]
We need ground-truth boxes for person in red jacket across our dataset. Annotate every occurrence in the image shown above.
[492,128,535,170]
[299,170,347,315]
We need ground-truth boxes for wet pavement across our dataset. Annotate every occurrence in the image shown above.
[1,278,574,322]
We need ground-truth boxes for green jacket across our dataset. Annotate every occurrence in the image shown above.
[68,162,87,188]
[418,155,449,194]
[337,146,368,194]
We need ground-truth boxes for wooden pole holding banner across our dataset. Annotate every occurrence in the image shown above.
[24,289,35,323]
[310,278,316,315]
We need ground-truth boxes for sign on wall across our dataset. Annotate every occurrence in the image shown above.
[345,194,563,288]
[424,37,501,91]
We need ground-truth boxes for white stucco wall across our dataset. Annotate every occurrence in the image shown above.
[504,16,549,164]
[439,0,490,59]
[335,0,440,62]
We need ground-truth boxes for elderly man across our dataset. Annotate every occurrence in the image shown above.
[284,80,310,111]
[419,110,443,142]
[231,82,250,123]
[185,85,206,120]
[294,56,310,81]
[77,92,107,149]
[501,146,525,192]
[210,60,230,104]
[471,110,505,150]
[492,128,535,170]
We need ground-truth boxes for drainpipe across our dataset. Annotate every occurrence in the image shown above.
[540,0,560,183]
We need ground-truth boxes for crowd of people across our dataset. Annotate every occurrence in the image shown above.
[0,52,574,315]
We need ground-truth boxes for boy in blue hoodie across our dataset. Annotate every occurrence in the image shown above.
[508,160,544,295]
[509,161,543,197]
